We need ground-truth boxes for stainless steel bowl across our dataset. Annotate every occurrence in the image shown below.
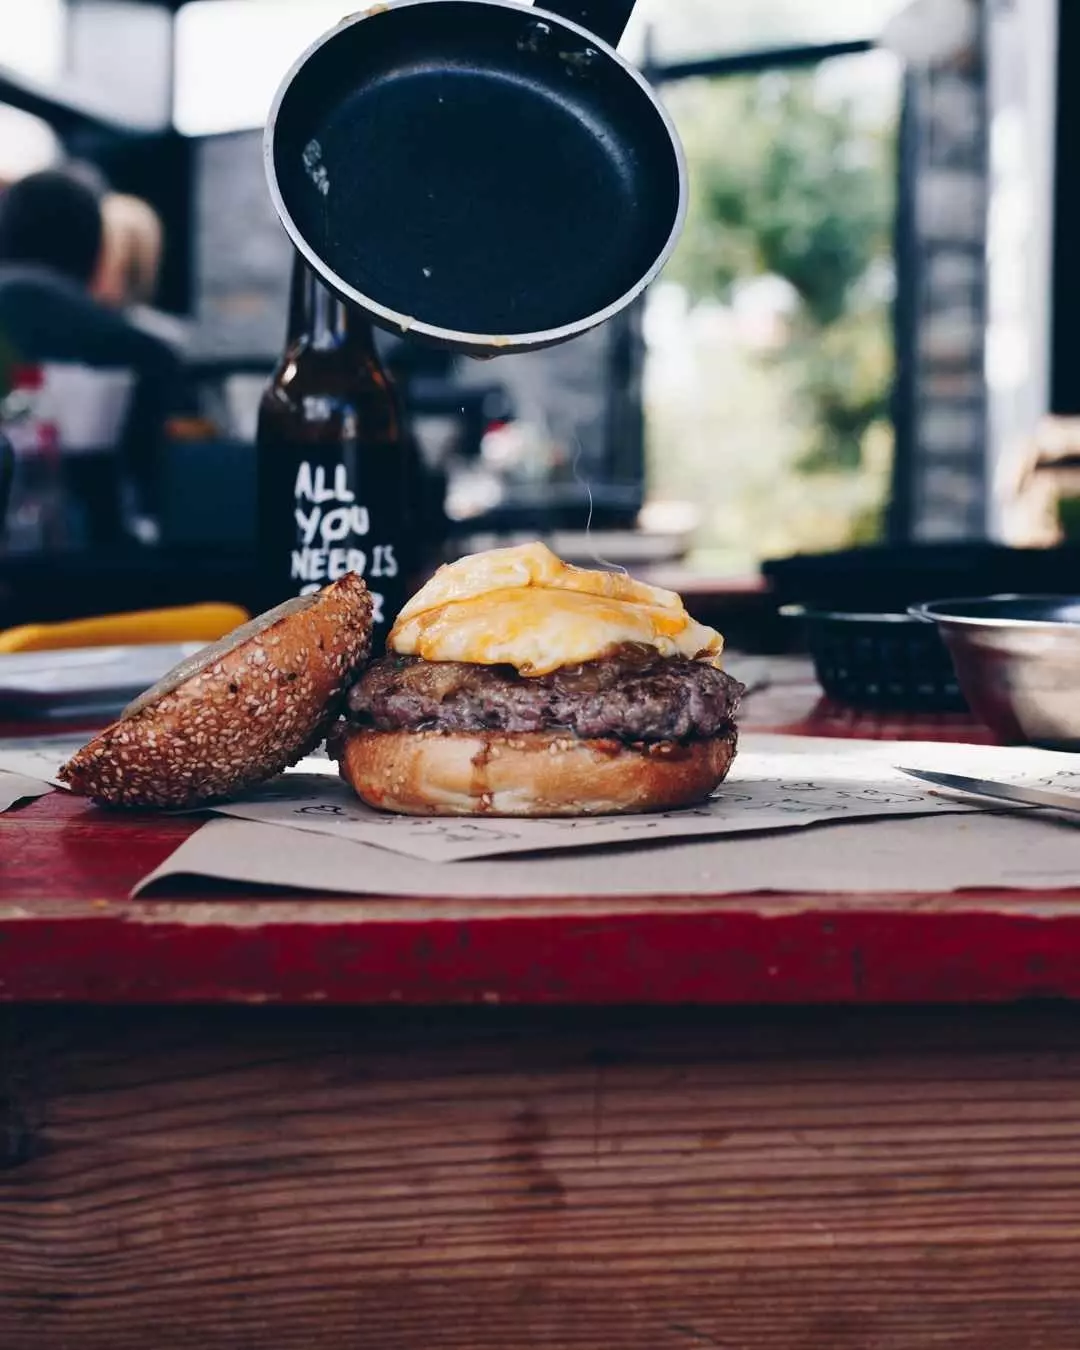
[911,596,1080,749]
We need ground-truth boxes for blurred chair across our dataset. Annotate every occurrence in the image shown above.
[3,362,134,551]
[0,429,12,536]
[158,438,255,548]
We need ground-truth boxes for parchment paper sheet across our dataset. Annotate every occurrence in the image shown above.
[202,736,1080,862]
[0,771,52,814]
[136,807,1080,900]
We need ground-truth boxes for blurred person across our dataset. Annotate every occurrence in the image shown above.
[61,159,110,199]
[93,192,190,353]
[0,168,180,549]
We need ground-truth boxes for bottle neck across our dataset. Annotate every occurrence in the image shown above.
[308,271,346,349]
[285,256,376,355]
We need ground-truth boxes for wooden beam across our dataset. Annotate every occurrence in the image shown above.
[3,1004,1080,1348]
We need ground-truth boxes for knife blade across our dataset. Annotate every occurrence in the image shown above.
[898,766,1080,815]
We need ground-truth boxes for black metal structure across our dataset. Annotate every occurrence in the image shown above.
[650,37,873,83]
[1051,0,1080,413]
[887,72,918,543]
[0,64,130,138]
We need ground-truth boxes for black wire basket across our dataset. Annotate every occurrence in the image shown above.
[780,605,967,712]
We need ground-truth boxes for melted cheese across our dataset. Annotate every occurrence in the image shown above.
[390,542,723,676]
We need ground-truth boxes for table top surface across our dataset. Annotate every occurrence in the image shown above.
[3,658,1073,1008]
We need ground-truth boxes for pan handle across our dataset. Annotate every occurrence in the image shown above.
[538,0,638,49]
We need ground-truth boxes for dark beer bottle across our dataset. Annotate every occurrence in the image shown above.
[256,257,412,648]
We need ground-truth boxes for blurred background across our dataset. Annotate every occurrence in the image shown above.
[0,0,1069,594]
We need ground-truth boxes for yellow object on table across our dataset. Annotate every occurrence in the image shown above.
[0,603,250,653]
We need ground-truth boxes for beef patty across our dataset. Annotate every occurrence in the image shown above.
[347,644,744,743]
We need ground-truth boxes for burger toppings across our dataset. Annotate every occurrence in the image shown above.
[388,540,723,675]
[336,542,744,812]
[58,541,741,819]
[348,644,743,744]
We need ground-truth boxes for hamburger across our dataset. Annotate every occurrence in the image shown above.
[331,542,743,816]
[58,543,742,816]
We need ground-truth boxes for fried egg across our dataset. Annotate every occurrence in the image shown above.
[389,542,723,676]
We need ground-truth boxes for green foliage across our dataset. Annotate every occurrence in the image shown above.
[664,69,896,478]
[793,305,892,471]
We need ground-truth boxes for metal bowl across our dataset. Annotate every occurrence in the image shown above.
[911,596,1080,748]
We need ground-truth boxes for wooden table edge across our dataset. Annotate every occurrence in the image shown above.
[1,884,1077,1005]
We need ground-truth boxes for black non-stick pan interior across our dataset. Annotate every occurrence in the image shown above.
[270,1,681,338]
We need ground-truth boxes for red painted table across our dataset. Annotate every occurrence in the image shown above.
[0,660,1049,1008]
[4,664,1080,1349]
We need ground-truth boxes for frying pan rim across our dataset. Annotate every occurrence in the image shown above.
[263,0,688,353]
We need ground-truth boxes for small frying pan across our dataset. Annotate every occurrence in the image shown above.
[265,0,686,355]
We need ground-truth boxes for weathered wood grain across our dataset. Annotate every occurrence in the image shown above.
[3,1005,1080,1348]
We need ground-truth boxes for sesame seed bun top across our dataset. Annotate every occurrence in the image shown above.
[59,573,374,810]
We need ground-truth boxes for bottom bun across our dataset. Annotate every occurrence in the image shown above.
[333,727,738,817]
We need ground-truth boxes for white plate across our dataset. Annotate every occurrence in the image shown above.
[0,642,202,718]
